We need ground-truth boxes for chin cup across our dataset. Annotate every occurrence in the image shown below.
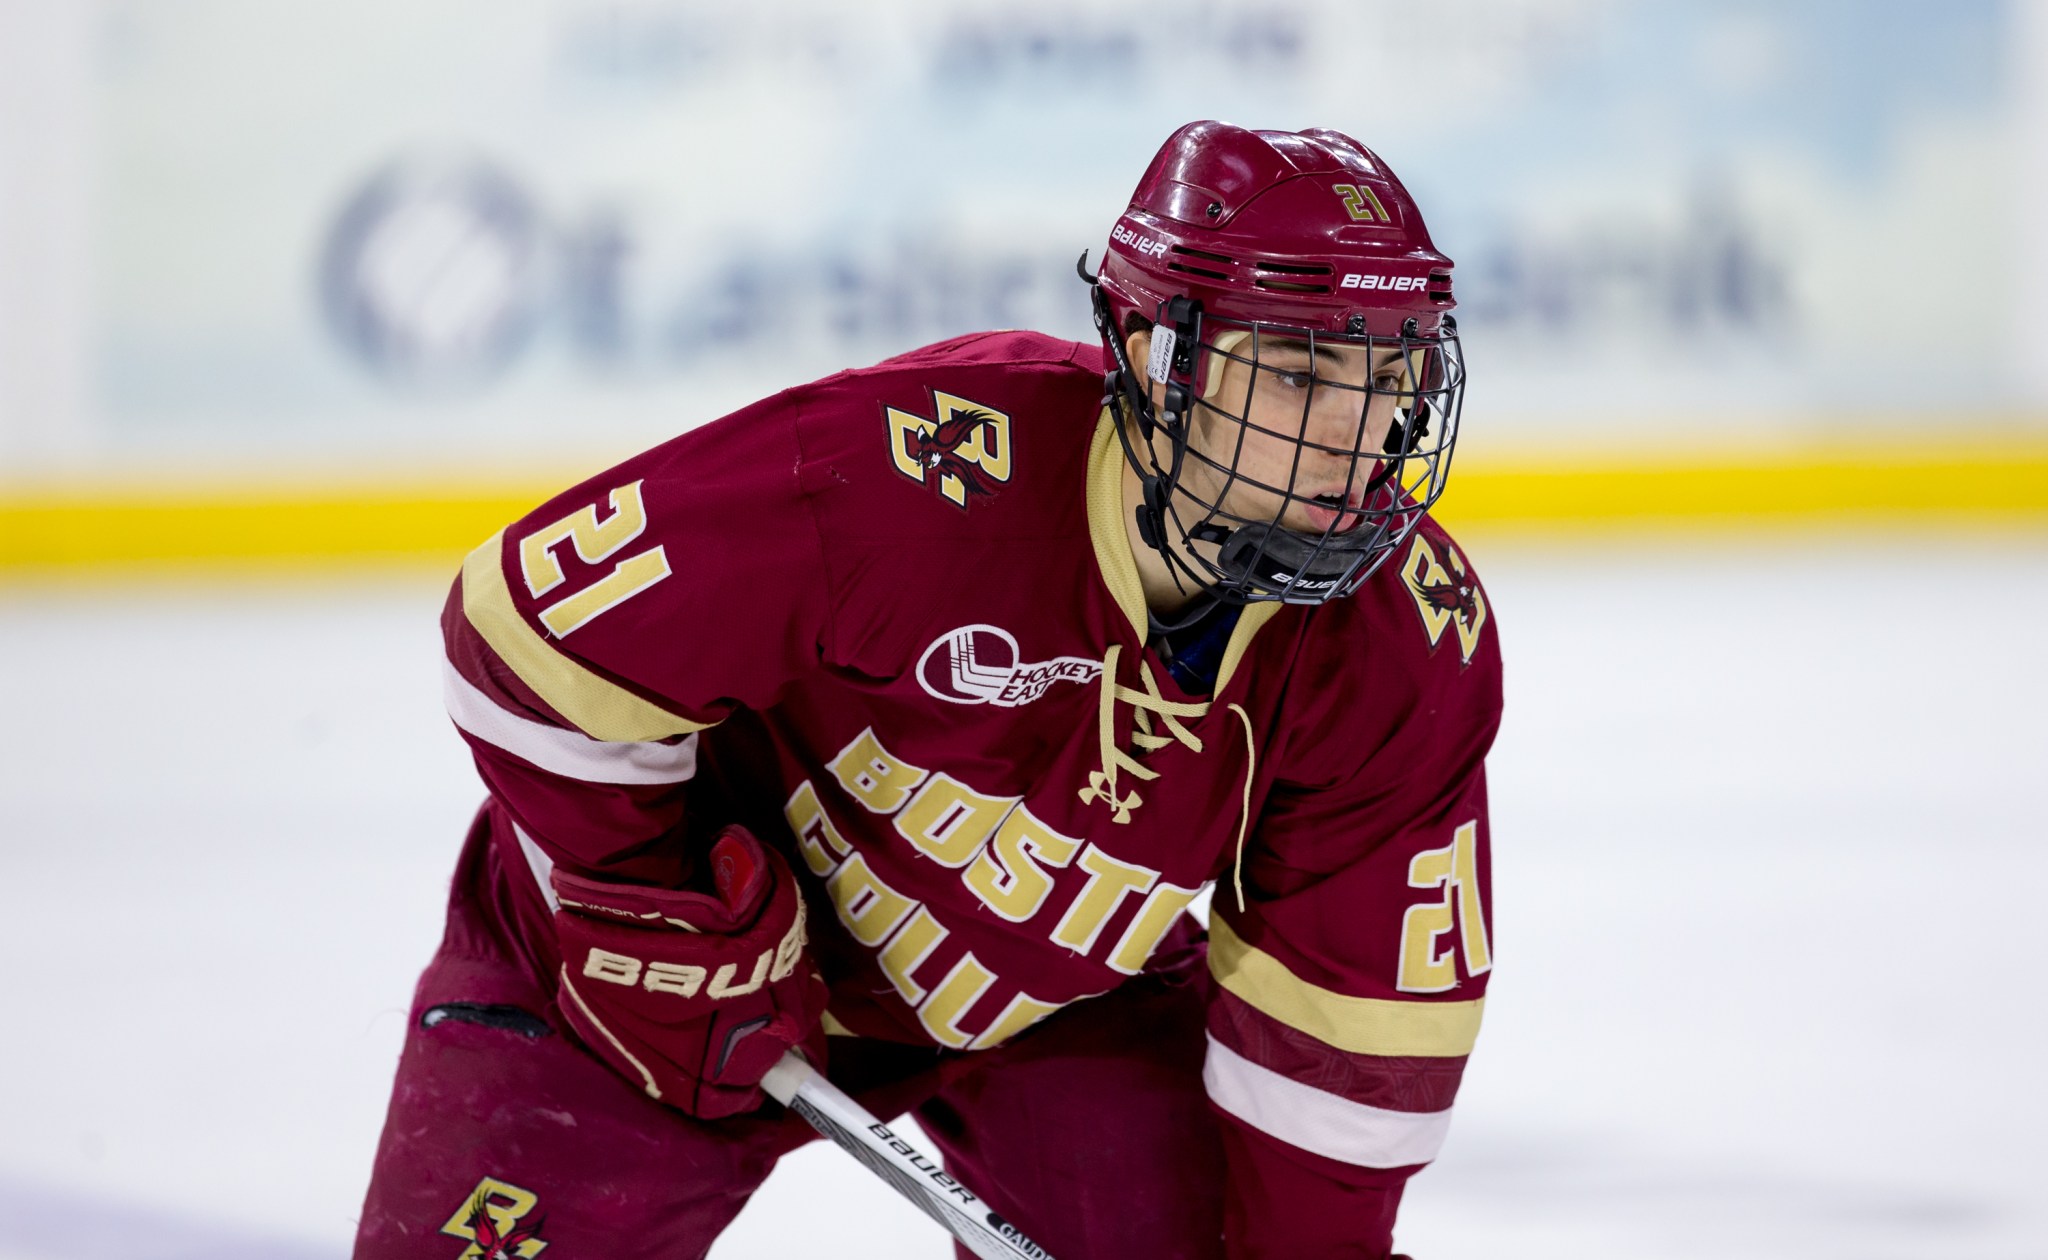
[1213,521,1390,604]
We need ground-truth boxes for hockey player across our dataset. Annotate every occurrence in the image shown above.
[355,120,1498,1259]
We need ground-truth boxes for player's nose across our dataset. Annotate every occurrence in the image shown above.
[1307,386,1390,454]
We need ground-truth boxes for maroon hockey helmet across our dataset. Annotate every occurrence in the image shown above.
[1084,120,1465,606]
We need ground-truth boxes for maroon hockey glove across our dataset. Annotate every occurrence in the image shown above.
[550,825,828,1119]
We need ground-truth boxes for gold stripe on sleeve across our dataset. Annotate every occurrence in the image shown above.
[460,531,709,744]
[1208,913,1485,1058]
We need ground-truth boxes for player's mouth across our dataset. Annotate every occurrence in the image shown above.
[1299,491,1367,535]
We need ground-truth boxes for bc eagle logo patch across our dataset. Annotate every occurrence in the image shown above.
[884,390,1013,509]
[1401,534,1488,666]
[440,1178,549,1258]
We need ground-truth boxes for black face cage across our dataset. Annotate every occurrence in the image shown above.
[1087,273,1466,607]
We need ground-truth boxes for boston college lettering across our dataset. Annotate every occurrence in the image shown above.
[784,726,1201,1049]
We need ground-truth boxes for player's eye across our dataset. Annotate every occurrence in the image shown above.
[1265,363,1315,390]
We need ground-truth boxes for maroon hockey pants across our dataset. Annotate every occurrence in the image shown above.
[353,858,1227,1258]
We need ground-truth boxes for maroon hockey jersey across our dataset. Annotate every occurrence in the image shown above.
[441,330,1501,1252]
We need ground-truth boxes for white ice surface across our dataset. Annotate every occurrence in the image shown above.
[0,538,2043,1259]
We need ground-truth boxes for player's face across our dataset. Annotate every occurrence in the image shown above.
[1185,335,1412,537]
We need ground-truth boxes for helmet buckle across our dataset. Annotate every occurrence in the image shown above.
[1162,384,1189,430]
[1162,296,1200,377]
[1136,477,1172,549]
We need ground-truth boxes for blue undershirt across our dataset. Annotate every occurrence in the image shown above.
[1149,601,1245,697]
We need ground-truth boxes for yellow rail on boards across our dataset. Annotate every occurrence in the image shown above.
[1434,440,2048,527]
[0,482,559,580]
[3,440,2046,580]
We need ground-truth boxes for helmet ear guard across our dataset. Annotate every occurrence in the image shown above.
[1082,262,1211,569]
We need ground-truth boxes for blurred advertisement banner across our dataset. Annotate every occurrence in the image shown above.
[5,0,2031,475]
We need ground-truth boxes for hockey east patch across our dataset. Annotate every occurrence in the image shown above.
[916,623,1101,707]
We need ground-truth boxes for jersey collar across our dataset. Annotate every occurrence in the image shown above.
[1084,407,1283,700]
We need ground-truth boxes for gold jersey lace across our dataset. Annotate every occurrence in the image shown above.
[1077,643,1261,910]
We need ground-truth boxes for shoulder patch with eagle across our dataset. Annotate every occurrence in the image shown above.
[1399,534,1488,666]
[884,390,1014,510]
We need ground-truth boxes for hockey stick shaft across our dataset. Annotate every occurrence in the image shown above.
[762,1051,1056,1260]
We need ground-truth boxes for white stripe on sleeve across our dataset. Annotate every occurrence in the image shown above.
[443,658,698,785]
[1202,1033,1454,1169]
[514,822,561,912]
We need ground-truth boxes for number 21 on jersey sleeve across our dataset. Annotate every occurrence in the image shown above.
[1397,819,1491,994]
[517,481,672,637]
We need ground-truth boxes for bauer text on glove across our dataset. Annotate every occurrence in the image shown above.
[551,825,828,1118]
